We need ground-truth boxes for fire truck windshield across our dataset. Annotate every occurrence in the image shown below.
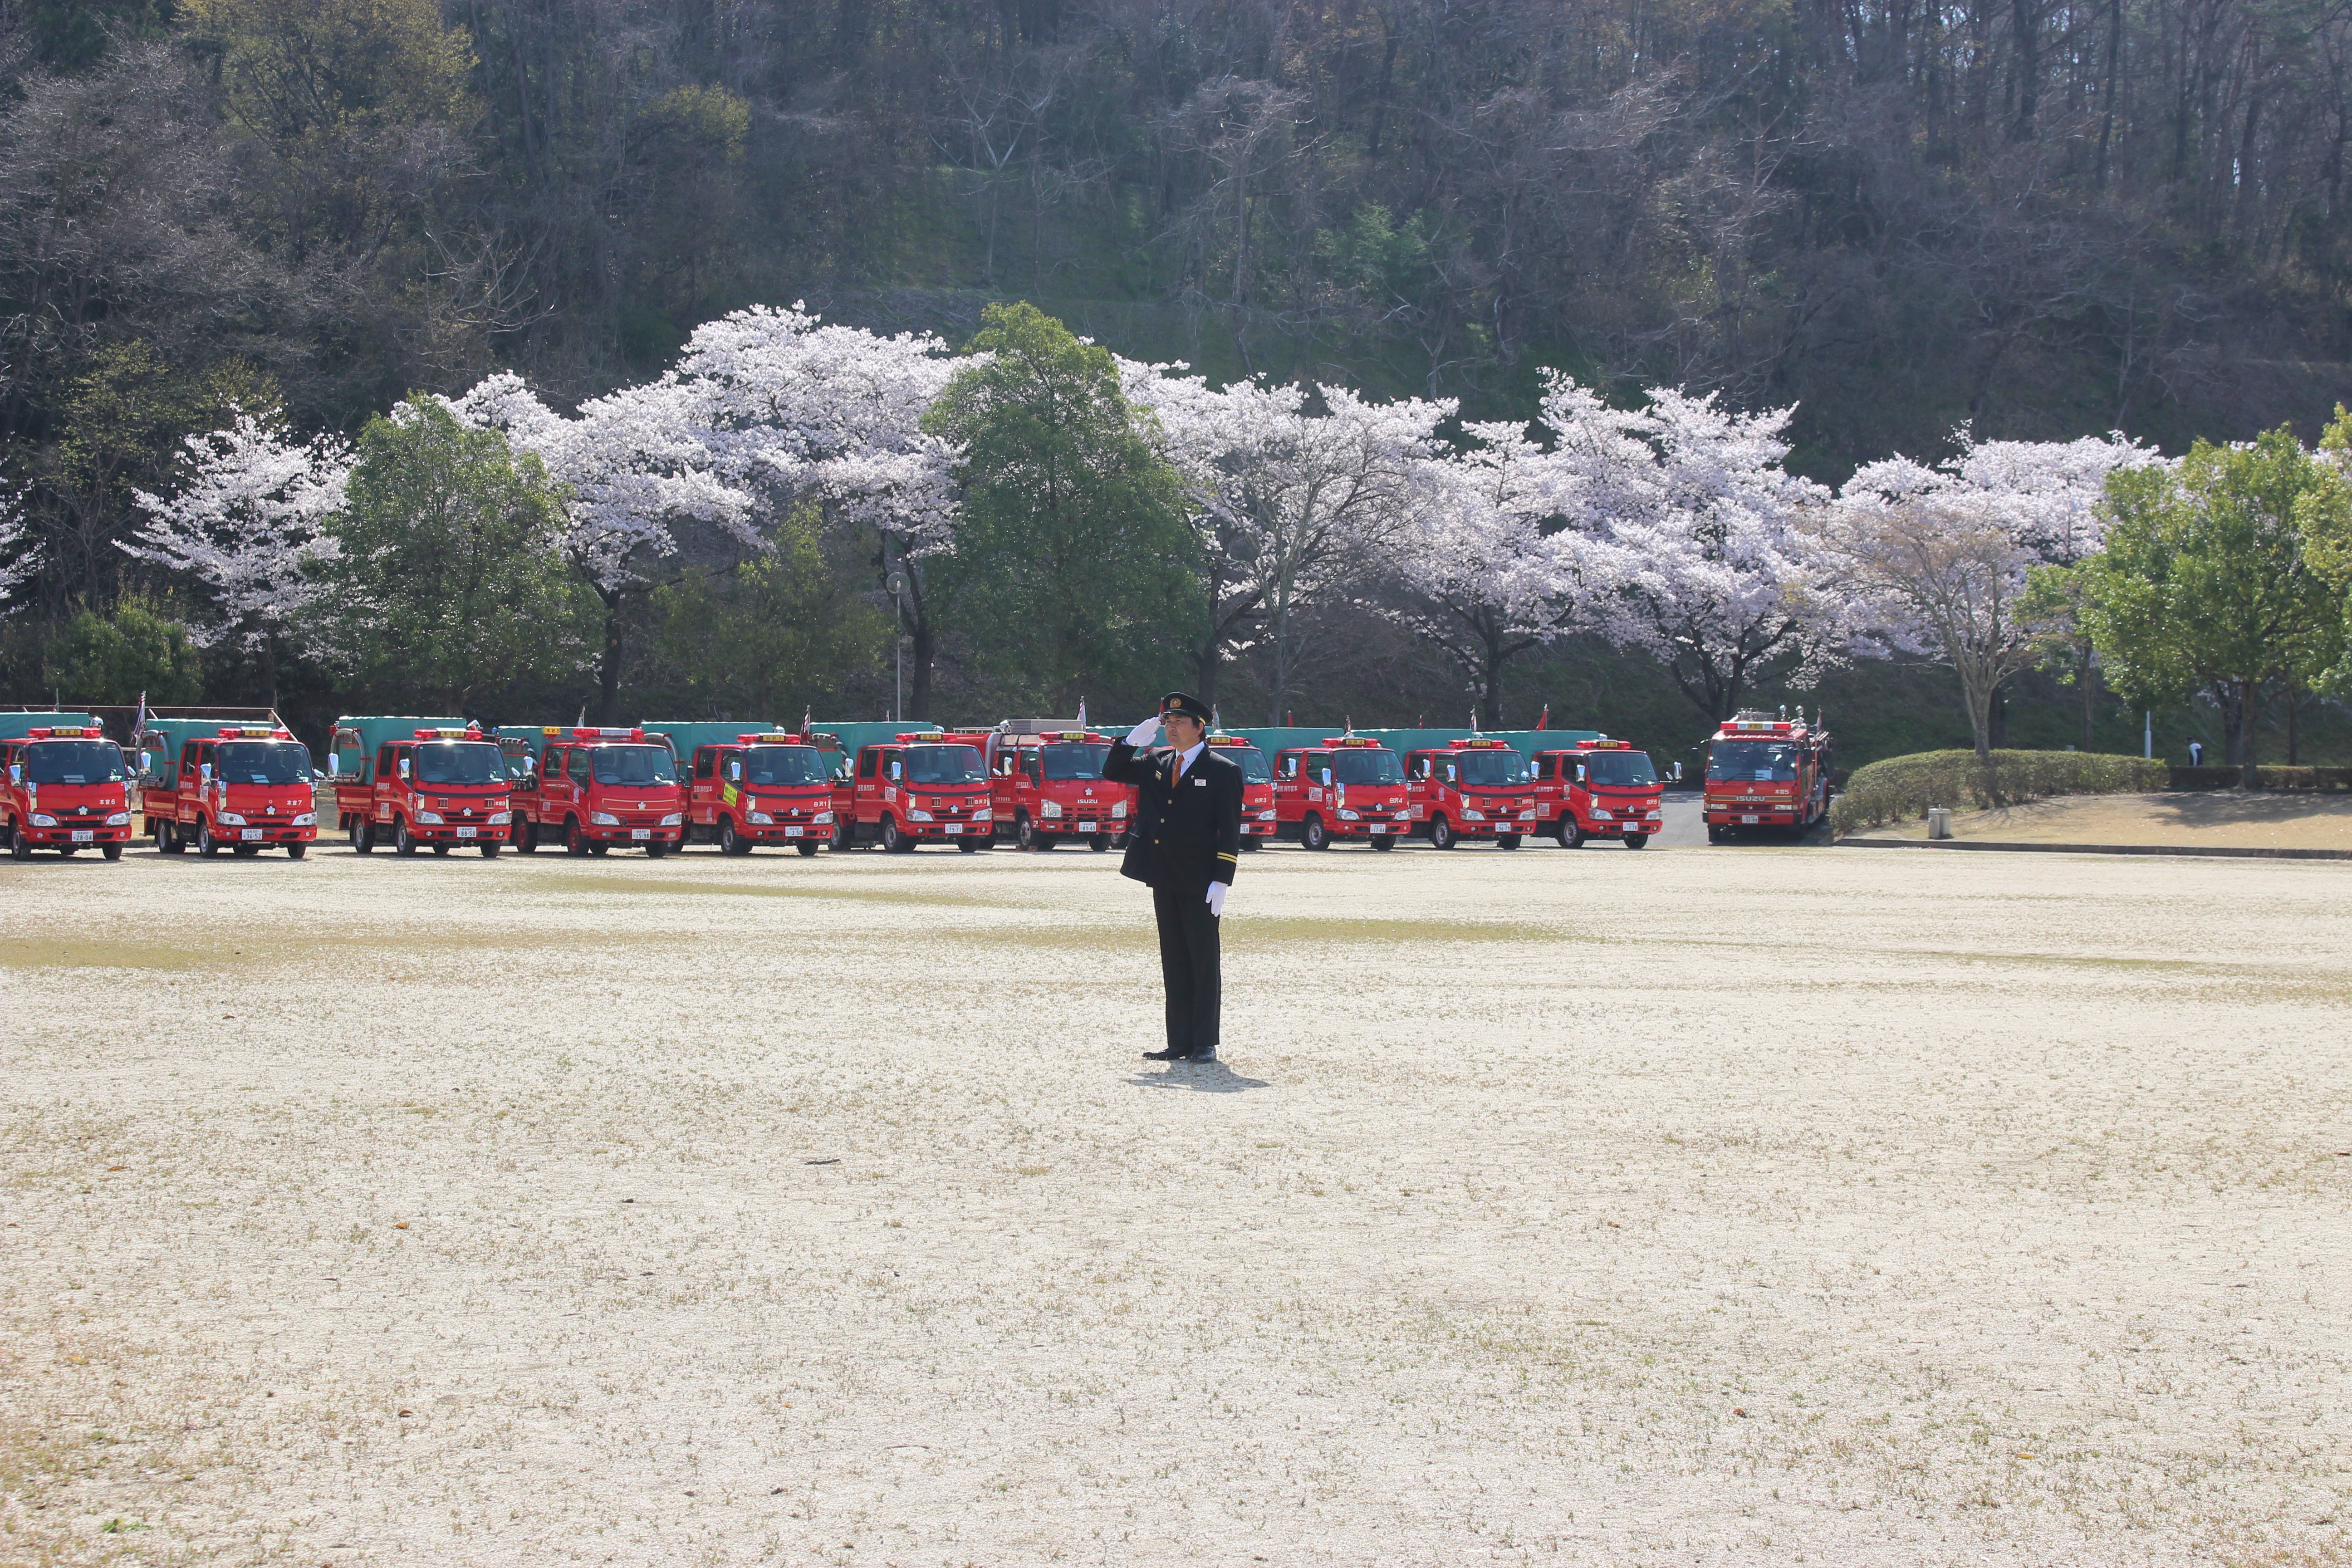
[413,741,503,785]
[1331,750,1404,786]
[1710,740,1798,782]
[217,740,311,784]
[1225,746,1272,783]
[24,740,125,784]
[589,745,677,785]
[741,745,828,786]
[1040,743,1110,780]
[1582,750,1657,787]
[1452,750,1530,787]
[904,745,985,784]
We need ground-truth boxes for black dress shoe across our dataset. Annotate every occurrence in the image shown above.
[1142,1047,1186,1061]
[1183,1050,1217,1064]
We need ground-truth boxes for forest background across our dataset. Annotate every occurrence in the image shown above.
[6,0,2351,767]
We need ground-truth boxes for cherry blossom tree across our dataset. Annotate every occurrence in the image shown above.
[122,405,351,705]
[1833,430,2157,760]
[1120,359,1452,720]
[1541,372,1847,721]
[0,488,39,608]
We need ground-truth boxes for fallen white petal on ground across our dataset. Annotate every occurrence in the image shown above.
[2,842,2348,1567]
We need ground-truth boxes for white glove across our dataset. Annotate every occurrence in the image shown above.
[1124,716,1161,748]
[1205,882,1227,918]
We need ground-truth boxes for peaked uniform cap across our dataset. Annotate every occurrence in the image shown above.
[1158,692,1212,724]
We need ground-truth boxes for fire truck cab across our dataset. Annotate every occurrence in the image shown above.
[1402,738,1538,850]
[685,733,836,855]
[846,732,992,852]
[2,725,132,860]
[330,718,511,856]
[1271,737,1410,851]
[1206,733,1275,848]
[505,726,685,856]
[143,725,318,858]
[1532,739,1663,848]
[961,728,1129,852]
[1704,710,1833,842]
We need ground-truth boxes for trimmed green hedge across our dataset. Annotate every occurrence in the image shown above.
[1830,750,2170,833]
[2168,765,2352,790]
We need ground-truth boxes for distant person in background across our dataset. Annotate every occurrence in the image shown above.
[2188,740,2204,766]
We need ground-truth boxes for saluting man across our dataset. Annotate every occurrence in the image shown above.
[1103,693,1243,1063]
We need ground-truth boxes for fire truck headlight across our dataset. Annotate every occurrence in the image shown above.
[214,812,245,826]
[590,811,622,826]
[660,813,683,827]
[1111,801,1127,818]
[1337,808,1361,821]
[291,812,317,827]
[106,811,132,826]
[487,811,511,825]
[415,810,445,824]
[971,808,990,822]
[1392,809,1409,820]
[29,813,56,827]
[1265,810,1281,821]
[1040,799,1063,818]
[906,808,935,822]
[813,811,834,824]
[748,810,774,824]
[1460,808,1485,822]
[1591,808,1612,820]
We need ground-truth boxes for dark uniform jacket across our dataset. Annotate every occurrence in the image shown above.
[1103,740,1242,894]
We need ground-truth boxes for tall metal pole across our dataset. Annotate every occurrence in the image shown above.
[888,568,906,724]
[2143,710,2152,759]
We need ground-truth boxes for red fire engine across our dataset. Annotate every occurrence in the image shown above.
[1,726,132,860]
[1270,736,1411,850]
[1402,737,1539,849]
[142,724,318,858]
[1206,733,1275,848]
[951,728,1132,851]
[844,732,992,852]
[1703,710,1833,842]
[684,732,835,855]
[508,726,686,855]
[1531,738,1664,848]
[333,723,512,856]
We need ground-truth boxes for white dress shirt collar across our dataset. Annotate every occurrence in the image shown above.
[1174,740,1205,774]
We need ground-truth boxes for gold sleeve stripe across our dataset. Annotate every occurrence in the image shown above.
[1215,852,1238,861]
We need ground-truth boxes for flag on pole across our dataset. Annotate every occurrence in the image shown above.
[130,690,147,749]
[1077,698,1087,727]
[1535,703,1548,731]
[802,708,812,735]
[576,706,588,727]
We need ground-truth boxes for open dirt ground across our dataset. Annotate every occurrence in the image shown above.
[3,839,2350,1568]
[1867,790,2352,850]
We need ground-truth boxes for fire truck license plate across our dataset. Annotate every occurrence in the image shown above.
[784,826,803,837]
[1077,821,1097,833]
[456,826,476,838]
[240,828,263,840]
[1741,814,1759,824]
[71,829,94,842]
[630,828,651,840]
[943,823,963,835]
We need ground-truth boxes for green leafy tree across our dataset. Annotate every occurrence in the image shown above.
[923,303,1200,714]
[43,595,204,704]
[304,399,597,711]
[2078,426,2349,780]
[648,505,889,718]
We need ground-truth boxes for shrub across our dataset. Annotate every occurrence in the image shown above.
[1830,749,2168,832]
[2170,765,2352,791]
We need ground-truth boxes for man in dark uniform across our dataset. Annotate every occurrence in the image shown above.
[1102,692,1242,1063]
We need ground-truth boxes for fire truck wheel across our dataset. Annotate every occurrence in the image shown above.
[479,842,499,858]
[1240,838,1262,852]
[1623,833,1649,849]
[719,817,750,855]
[513,819,536,853]
[233,844,260,858]
[795,840,820,857]
[564,818,590,856]
[645,840,667,858]
[284,843,306,860]
[8,826,27,861]
[1369,834,1395,852]
[1089,834,1110,852]
[198,821,223,856]
[431,843,451,855]
[1565,826,1588,849]
[1301,814,1330,851]
[880,815,911,853]
[1429,815,1456,851]
[1497,834,1522,850]
[1014,812,1038,851]
[831,819,853,852]
[158,822,185,855]
[1706,825,1726,844]
[589,842,608,856]
[394,818,418,855]
[350,817,373,853]
[958,838,985,853]
[103,843,123,861]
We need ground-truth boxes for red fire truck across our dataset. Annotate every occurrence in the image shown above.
[1703,710,1833,842]
[1207,733,1275,848]
[330,722,512,856]
[1531,738,1664,848]
[952,728,1130,851]
[507,726,686,855]
[1271,736,1411,850]
[684,731,835,855]
[843,731,991,852]
[1402,737,1539,849]
[1,725,133,860]
[143,724,318,858]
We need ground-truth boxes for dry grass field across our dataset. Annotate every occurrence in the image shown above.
[1867,790,2352,850]
[2,839,2349,1568]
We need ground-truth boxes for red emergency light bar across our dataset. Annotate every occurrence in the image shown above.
[1320,736,1384,748]
[895,732,950,744]
[25,726,103,739]
[736,732,804,745]
[413,725,485,740]
[1725,720,1795,734]
[1445,738,1511,750]
[1205,734,1253,747]
[217,725,294,739]
[570,726,646,741]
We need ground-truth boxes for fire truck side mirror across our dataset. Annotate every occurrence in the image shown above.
[397,756,411,779]
[5,764,17,786]
[1673,761,1684,780]
[139,751,152,774]
[890,760,902,780]
[1445,764,1457,784]
[1320,768,1333,787]
[327,754,340,778]
[199,761,213,783]
[727,760,741,781]
[1575,764,1587,782]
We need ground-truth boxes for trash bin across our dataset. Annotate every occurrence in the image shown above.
[1927,806,1951,840]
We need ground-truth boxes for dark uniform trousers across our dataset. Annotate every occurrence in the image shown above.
[1103,739,1244,1057]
